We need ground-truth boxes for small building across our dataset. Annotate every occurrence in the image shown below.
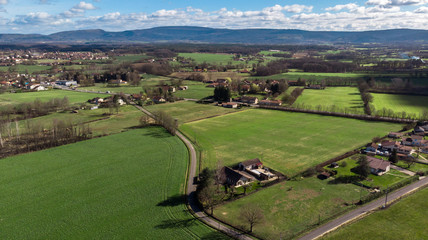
[388,132,404,139]
[381,141,401,151]
[55,80,77,87]
[239,158,263,171]
[397,146,413,155]
[259,100,282,106]
[366,142,378,153]
[234,96,259,105]
[329,162,339,168]
[367,156,391,176]
[152,96,166,104]
[318,172,331,180]
[222,102,238,109]
[219,167,252,187]
[402,135,424,146]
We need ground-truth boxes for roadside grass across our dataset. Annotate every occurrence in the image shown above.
[215,177,368,240]
[145,101,242,124]
[180,109,400,176]
[395,161,428,173]
[321,186,428,240]
[293,87,364,112]
[0,90,108,107]
[0,127,227,239]
[371,93,428,116]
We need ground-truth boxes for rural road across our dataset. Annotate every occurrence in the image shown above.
[298,176,428,240]
[130,103,252,240]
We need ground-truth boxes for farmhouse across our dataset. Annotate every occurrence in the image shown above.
[365,142,378,153]
[222,102,238,108]
[219,167,253,187]
[381,141,401,151]
[367,156,391,176]
[388,132,404,139]
[233,96,259,104]
[152,96,166,104]
[55,80,77,87]
[402,135,424,146]
[239,158,263,171]
[397,146,413,155]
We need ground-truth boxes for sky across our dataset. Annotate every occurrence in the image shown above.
[0,0,427,34]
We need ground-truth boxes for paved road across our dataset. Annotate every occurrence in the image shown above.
[390,165,415,176]
[131,103,252,240]
[298,176,428,240]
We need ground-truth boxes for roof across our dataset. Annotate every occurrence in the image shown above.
[240,158,262,167]
[398,146,413,151]
[410,135,424,140]
[367,142,378,148]
[219,167,247,185]
[381,141,400,147]
[367,156,390,171]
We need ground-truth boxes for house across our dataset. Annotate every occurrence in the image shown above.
[365,142,378,153]
[330,162,339,168]
[152,96,166,104]
[381,141,400,151]
[239,158,263,171]
[388,132,404,139]
[219,167,252,187]
[131,94,143,100]
[178,86,188,90]
[367,156,391,176]
[222,102,238,109]
[161,85,176,93]
[241,85,251,92]
[397,146,413,155]
[402,135,424,146]
[318,172,331,180]
[55,80,77,87]
[233,96,259,105]
[414,126,425,134]
[421,147,428,154]
[259,100,282,106]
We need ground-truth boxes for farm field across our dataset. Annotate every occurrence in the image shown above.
[322,187,428,240]
[0,127,226,239]
[145,101,241,124]
[0,64,51,73]
[173,82,213,99]
[180,109,400,176]
[247,71,409,81]
[178,53,235,64]
[79,83,144,94]
[113,54,149,63]
[371,93,428,116]
[293,87,364,113]
[0,90,108,107]
[215,177,368,240]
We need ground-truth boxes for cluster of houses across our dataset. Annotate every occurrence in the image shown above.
[219,158,277,187]
[87,96,126,109]
[220,96,282,109]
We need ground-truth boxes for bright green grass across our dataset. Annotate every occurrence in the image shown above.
[360,169,409,189]
[145,101,241,124]
[79,83,144,94]
[371,93,428,116]
[174,82,213,99]
[322,187,428,240]
[180,109,400,176]
[114,54,149,63]
[178,53,235,64]
[0,65,51,73]
[259,50,290,55]
[0,128,226,239]
[294,87,364,112]
[215,177,368,240]
[247,72,408,80]
[0,90,109,107]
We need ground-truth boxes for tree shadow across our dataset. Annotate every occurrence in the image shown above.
[200,231,232,240]
[157,194,186,207]
[155,218,198,229]
[142,127,171,138]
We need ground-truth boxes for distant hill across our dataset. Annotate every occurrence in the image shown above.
[1,26,428,44]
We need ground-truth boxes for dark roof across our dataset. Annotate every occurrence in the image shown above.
[219,167,246,185]
[367,156,390,171]
[240,158,262,167]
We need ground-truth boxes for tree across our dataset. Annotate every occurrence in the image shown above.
[240,203,264,233]
[213,86,231,102]
[353,156,370,178]
[389,149,398,164]
[404,156,416,168]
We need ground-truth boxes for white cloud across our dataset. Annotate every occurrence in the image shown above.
[366,0,428,6]
[0,0,8,5]
[74,2,96,10]
[326,3,359,11]
[415,6,428,12]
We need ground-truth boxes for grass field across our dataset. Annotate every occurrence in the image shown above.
[174,82,213,99]
[145,101,242,124]
[294,87,364,113]
[0,127,226,239]
[215,177,368,240]
[371,93,428,116]
[0,64,51,73]
[79,83,144,94]
[322,186,428,240]
[180,109,400,176]
[113,54,150,63]
[178,53,235,64]
[0,90,108,107]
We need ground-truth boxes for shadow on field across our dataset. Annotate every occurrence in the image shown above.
[142,128,171,138]
[155,218,197,229]
[157,194,186,207]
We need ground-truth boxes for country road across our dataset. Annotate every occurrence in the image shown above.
[130,102,253,240]
[298,176,428,240]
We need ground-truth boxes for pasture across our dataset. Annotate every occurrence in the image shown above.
[215,177,367,240]
[293,87,364,113]
[178,53,235,64]
[145,101,241,124]
[180,109,400,176]
[0,64,51,73]
[173,82,213,99]
[371,93,428,117]
[322,187,428,240]
[0,128,226,239]
[0,90,108,107]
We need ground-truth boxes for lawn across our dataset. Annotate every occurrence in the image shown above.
[0,127,226,239]
[174,82,213,99]
[360,169,409,189]
[371,93,428,117]
[293,87,364,113]
[145,101,242,124]
[0,90,108,107]
[180,109,400,176]
[322,186,428,240]
[215,177,367,240]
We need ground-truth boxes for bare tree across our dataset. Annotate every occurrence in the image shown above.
[240,203,265,232]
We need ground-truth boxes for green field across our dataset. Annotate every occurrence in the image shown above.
[0,127,226,239]
[174,82,213,99]
[0,90,108,107]
[371,93,428,116]
[113,54,150,63]
[294,87,364,113]
[322,186,428,240]
[79,83,144,94]
[0,64,52,73]
[178,53,235,64]
[180,109,400,176]
[145,101,241,124]
[215,177,367,240]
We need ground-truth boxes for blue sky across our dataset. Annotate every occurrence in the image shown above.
[0,0,427,33]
